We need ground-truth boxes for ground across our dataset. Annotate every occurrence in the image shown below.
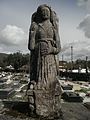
[62,103,90,120]
[0,101,90,120]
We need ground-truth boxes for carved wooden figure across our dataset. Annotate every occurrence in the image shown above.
[27,4,62,119]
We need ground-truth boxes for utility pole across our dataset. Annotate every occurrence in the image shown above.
[71,46,73,72]
[62,54,63,71]
[86,56,88,73]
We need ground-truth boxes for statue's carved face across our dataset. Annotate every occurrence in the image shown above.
[40,7,50,20]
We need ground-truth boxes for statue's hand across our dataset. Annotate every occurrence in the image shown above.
[40,42,59,56]
[47,41,60,55]
[40,42,49,56]
[48,46,59,55]
[41,48,49,56]
[40,42,55,55]
[47,41,55,54]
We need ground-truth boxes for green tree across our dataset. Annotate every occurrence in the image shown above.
[5,52,30,70]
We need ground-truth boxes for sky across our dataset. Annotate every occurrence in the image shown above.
[0,0,90,61]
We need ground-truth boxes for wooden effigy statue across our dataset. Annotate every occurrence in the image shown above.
[27,4,62,119]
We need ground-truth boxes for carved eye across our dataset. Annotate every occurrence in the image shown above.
[41,7,50,17]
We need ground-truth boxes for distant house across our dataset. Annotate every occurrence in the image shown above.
[72,68,90,73]
[0,66,3,71]
[0,67,2,70]
[19,65,29,73]
[59,61,67,72]
[6,65,14,70]
[72,69,78,73]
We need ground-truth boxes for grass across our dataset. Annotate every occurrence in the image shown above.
[75,88,90,93]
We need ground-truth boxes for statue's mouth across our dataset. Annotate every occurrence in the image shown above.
[42,15,49,19]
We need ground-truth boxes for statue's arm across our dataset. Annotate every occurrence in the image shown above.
[52,29,61,55]
[28,22,37,51]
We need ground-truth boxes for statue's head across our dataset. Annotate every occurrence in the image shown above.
[37,4,51,20]
[31,4,59,31]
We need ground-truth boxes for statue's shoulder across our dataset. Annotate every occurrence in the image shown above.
[30,22,38,31]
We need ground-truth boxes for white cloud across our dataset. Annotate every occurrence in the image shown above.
[77,0,88,6]
[0,25,28,53]
[77,0,90,12]
[76,0,90,40]
[0,25,27,46]
[78,14,90,38]
[87,0,90,13]
[59,1,90,61]
[61,40,90,61]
